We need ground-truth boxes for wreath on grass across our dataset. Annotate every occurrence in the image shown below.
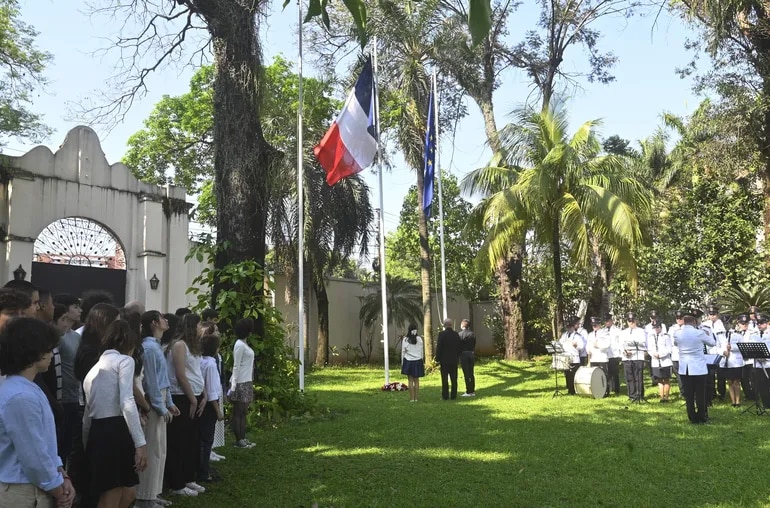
[382,382,409,392]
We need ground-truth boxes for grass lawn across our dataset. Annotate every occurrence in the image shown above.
[169,358,770,507]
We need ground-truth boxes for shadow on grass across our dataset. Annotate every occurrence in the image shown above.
[187,363,770,508]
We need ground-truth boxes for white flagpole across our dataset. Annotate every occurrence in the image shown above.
[373,38,390,385]
[296,0,306,391]
[434,71,448,321]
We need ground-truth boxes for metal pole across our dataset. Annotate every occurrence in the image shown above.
[373,38,390,384]
[434,71,448,321]
[296,0,305,391]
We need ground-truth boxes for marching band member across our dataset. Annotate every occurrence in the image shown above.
[668,310,685,393]
[587,317,611,397]
[720,314,747,407]
[741,309,758,401]
[558,318,584,395]
[647,322,673,402]
[605,315,623,396]
[752,313,770,409]
[703,305,726,403]
[748,306,759,334]
[645,311,667,388]
[621,312,647,402]
[675,310,716,424]
[573,317,589,366]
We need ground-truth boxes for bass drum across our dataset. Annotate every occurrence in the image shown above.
[574,366,607,399]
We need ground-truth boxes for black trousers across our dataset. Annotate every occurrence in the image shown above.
[166,394,202,490]
[460,351,475,394]
[564,363,580,395]
[681,373,708,423]
[440,363,458,400]
[198,402,217,481]
[608,358,621,394]
[742,365,755,401]
[623,360,645,400]
[706,364,717,405]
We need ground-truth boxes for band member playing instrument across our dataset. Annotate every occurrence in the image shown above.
[605,315,622,395]
[647,322,673,402]
[752,313,770,409]
[573,317,589,366]
[720,314,747,407]
[559,318,584,395]
[668,310,685,394]
[675,310,716,424]
[587,317,611,397]
[622,312,647,402]
[741,308,758,401]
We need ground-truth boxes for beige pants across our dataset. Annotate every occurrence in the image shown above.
[136,395,168,500]
[0,482,54,508]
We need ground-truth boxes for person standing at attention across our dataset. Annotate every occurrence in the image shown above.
[459,319,476,397]
[400,324,425,402]
[229,318,256,449]
[435,319,461,401]
[675,311,716,424]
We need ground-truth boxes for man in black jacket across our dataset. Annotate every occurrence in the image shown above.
[459,319,476,397]
[436,318,461,400]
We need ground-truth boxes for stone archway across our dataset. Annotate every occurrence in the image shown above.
[32,217,128,305]
[0,126,193,311]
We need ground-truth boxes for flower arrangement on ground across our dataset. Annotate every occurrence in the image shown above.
[382,382,409,392]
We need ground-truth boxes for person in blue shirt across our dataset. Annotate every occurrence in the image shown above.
[0,317,76,508]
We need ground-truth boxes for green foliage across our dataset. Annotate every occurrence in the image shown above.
[186,239,315,423]
[718,283,770,316]
[385,174,492,301]
[0,0,50,144]
[358,275,422,332]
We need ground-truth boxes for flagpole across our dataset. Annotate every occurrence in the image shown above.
[373,37,390,385]
[296,0,306,391]
[434,71,448,321]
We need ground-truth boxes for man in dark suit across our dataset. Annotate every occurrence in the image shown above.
[436,318,461,400]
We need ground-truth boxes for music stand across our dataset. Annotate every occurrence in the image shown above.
[737,342,769,416]
[546,342,566,398]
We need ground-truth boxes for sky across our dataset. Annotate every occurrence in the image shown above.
[8,1,702,236]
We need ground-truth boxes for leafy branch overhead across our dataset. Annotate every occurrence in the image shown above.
[293,0,493,46]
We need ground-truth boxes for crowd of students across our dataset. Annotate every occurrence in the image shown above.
[0,281,257,508]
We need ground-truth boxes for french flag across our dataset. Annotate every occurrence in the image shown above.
[315,57,378,186]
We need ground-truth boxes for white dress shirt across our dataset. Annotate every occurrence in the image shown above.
[621,327,647,361]
[230,339,255,391]
[719,331,745,368]
[674,325,716,376]
[83,350,146,448]
[559,331,584,364]
[586,329,611,363]
[647,332,673,368]
[668,323,683,362]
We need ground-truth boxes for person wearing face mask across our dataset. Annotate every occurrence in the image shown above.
[400,324,425,402]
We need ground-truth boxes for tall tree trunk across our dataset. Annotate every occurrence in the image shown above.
[552,216,564,338]
[498,245,527,360]
[197,0,278,338]
[313,276,330,366]
[416,165,434,359]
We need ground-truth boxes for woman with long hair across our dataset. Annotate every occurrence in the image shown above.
[197,321,226,461]
[82,319,147,508]
[401,323,425,402]
[75,303,121,383]
[165,313,206,497]
[229,318,255,449]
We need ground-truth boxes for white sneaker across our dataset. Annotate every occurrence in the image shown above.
[170,487,197,497]
[210,452,221,462]
[461,393,473,397]
[213,451,226,460]
[186,482,206,493]
[153,498,172,507]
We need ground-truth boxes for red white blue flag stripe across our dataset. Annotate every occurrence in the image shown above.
[314,57,377,186]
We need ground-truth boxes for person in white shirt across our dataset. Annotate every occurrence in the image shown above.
[720,314,748,407]
[198,334,224,484]
[229,318,255,449]
[752,313,770,409]
[621,312,647,402]
[674,311,716,424]
[558,318,584,395]
[400,323,425,402]
[587,317,611,397]
[604,315,622,396]
[704,305,727,404]
[668,310,685,393]
[647,322,673,402]
[83,319,147,507]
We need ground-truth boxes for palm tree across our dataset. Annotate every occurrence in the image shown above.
[467,106,651,338]
[359,275,423,340]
